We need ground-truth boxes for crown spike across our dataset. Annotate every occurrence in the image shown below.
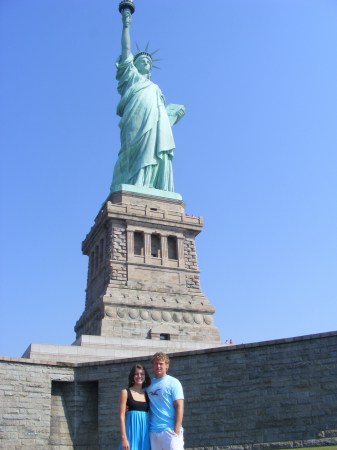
[145,41,150,52]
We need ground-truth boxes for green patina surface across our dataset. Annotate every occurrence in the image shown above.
[110,7,185,196]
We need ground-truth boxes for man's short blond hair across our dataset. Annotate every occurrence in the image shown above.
[151,352,170,365]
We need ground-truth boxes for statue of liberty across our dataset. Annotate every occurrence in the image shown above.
[110,2,185,193]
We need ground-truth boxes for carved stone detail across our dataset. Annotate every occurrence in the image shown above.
[183,313,193,323]
[204,315,213,325]
[162,311,172,322]
[194,314,203,324]
[140,310,149,320]
[172,312,182,323]
[128,309,138,319]
[117,308,126,318]
[151,311,161,321]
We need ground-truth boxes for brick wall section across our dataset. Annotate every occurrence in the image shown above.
[185,273,200,290]
[49,381,76,447]
[1,331,337,449]
[0,359,74,449]
[110,221,127,283]
[49,381,99,448]
[178,333,337,448]
[184,237,201,290]
[184,237,198,271]
[111,223,126,262]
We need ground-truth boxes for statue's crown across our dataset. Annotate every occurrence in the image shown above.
[134,51,153,62]
[134,43,160,69]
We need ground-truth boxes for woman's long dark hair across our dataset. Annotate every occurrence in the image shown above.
[128,364,151,388]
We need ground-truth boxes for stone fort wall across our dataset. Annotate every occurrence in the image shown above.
[1,331,337,449]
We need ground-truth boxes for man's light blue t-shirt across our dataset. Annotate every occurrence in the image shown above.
[146,374,184,432]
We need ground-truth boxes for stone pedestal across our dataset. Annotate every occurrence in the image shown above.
[75,188,220,346]
[23,187,221,363]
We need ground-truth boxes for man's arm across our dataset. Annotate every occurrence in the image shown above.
[173,399,184,435]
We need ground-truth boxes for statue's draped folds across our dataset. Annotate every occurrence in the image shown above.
[111,54,175,192]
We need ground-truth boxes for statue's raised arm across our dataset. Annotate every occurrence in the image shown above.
[120,8,132,61]
[110,1,185,194]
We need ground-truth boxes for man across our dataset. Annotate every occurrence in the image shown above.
[146,352,184,450]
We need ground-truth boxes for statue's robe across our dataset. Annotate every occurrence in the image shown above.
[111,54,175,191]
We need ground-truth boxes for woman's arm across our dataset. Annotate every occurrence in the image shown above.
[121,9,132,61]
[118,389,130,450]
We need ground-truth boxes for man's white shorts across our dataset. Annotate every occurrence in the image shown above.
[150,429,184,450]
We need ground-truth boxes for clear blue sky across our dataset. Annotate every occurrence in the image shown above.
[1,0,336,358]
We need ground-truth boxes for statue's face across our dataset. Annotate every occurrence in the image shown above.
[135,56,152,75]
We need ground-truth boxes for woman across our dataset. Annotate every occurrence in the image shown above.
[118,364,151,450]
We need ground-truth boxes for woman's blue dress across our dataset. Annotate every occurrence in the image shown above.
[118,389,150,450]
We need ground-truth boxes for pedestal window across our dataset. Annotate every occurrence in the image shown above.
[167,236,178,260]
[134,231,144,256]
[151,233,161,257]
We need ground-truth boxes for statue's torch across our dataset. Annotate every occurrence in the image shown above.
[118,0,135,14]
